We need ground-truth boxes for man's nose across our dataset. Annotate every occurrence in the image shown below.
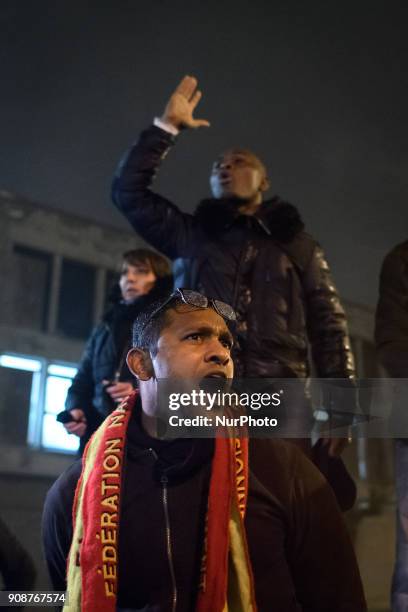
[205,340,230,366]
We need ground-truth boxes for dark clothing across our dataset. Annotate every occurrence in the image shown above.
[375,240,408,377]
[65,279,172,449]
[42,403,366,611]
[375,242,408,610]
[65,303,135,442]
[0,514,36,594]
[112,125,355,380]
[375,240,408,434]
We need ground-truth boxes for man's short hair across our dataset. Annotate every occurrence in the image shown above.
[133,291,237,356]
[132,295,185,356]
[122,249,171,279]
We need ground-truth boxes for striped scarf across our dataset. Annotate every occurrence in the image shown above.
[64,391,257,612]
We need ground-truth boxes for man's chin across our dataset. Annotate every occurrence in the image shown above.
[215,193,252,205]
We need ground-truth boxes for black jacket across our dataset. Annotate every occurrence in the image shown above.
[375,241,408,377]
[65,278,172,445]
[42,403,366,611]
[112,125,355,379]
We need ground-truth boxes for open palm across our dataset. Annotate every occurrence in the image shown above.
[161,75,210,130]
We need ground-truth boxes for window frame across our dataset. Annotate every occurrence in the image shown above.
[0,351,79,454]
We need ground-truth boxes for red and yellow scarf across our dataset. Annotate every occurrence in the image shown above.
[64,391,257,612]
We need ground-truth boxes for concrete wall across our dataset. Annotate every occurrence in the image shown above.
[0,190,141,363]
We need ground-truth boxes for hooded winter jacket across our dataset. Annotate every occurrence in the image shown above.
[65,276,173,448]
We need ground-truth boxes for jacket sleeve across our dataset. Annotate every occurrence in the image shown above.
[65,327,99,417]
[111,125,195,259]
[375,246,408,376]
[289,450,367,611]
[302,243,355,379]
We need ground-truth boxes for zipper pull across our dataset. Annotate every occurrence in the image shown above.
[149,447,158,461]
[161,474,169,485]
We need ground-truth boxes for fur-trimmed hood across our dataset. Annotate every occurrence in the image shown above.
[194,196,304,243]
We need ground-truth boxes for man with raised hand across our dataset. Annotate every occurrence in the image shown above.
[112,76,356,461]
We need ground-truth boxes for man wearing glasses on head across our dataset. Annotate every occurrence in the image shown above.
[43,290,366,611]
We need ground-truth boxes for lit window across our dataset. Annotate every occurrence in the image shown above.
[42,366,78,452]
[48,364,77,378]
[0,353,78,453]
[0,354,42,372]
[0,354,42,445]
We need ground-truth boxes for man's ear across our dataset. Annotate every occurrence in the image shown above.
[127,348,154,381]
[260,174,270,193]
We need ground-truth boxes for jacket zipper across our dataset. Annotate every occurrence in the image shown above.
[149,449,177,612]
[232,215,268,310]
[103,319,130,382]
[161,474,178,612]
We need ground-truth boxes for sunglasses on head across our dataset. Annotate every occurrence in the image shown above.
[145,288,237,327]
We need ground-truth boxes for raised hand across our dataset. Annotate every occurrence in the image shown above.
[161,75,210,130]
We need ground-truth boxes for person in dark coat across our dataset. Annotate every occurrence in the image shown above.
[375,240,408,612]
[62,248,172,453]
[111,75,356,458]
[43,291,366,612]
[0,514,36,609]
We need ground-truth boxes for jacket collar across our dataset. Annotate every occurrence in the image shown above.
[126,395,214,483]
[194,196,304,243]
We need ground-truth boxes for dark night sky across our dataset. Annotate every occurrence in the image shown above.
[1,1,407,307]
